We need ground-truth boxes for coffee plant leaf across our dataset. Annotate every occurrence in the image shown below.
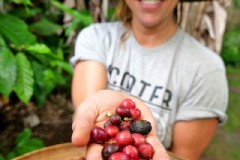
[50,60,73,74]
[51,1,81,19]
[31,62,56,107]
[11,0,32,6]
[0,35,17,96]
[10,7,41,19]
[16,128,32,148]
[26,43,52,54]
[30,18,62,36]
[16,138,44,156]
[0,13,36,48]
[14,53,34,104]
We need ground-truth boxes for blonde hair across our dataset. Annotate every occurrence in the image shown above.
[115,1,132,28]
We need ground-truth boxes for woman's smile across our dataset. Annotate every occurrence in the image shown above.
[138,0,164,10]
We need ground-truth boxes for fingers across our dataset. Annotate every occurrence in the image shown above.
[72,99,97,147]
[146,135,171,160]
[86,143,103,160]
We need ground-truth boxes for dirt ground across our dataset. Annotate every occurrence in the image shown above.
[0,94,74,152]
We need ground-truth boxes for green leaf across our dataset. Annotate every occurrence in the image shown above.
[16,138,44,156]
[51,1,81,19]
[14,53,34,104]
[0,35,17,96]
[0,14,36,48]
[78,10,93,27]
[50,60,73,74]
[52,1,92,27]
[0,154,6,160]
[64,20,80,36]
[10,8,41,19]
[10,0,32,6]
[6,152,16,160]
[30,18,62,36]
[16,128,31,148]
[26,43,52,54]
[28,138,44,148]
[31,62,55,107]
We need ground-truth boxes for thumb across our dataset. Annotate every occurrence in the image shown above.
[146,135,171,160]
[71,99,97,147]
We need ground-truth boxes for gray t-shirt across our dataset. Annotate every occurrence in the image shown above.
[70,21,228,148]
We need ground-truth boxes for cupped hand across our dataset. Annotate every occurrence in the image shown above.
[72,90,170,160]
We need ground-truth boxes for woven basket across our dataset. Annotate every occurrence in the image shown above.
[13,143,186,160]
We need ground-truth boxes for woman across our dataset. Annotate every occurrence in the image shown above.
[71,0,228,159]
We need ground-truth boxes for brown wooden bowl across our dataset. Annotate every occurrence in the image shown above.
[13,142,186,160]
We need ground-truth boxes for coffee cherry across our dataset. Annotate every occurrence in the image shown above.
[79,157,86,160]
[120,99,136,109]
[102,144,122,160]
[130,108,141,120]
[109,152,129,160]
[106,138,116,144]
[90,127,108,144]
[138,142,154,159]
[110,114,122,125]
[104,119,113,128]
[105,126,120,138]
[123,145,139,160]
[131,120,152,135]
[116,107,131,117]
[119,120,132,131]
[132,133,146,147]
[116,130,133,146]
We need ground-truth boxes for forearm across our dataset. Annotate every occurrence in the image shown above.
[71,61,108,109]
[169,118,218,160]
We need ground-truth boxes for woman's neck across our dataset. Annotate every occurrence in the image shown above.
[131,18,178,48]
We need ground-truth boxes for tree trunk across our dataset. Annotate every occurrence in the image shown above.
[177,0,232,54]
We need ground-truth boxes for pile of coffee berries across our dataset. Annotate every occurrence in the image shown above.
[90,99,154,160]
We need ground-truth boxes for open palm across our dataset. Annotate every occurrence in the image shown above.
[72,90,170,160]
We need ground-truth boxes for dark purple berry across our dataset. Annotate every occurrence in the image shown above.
[131,120,152,135]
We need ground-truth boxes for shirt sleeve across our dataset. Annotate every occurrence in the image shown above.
[70,24,106,68]
[176,70,229,125]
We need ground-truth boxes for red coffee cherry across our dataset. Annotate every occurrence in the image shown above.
[120,99,136,109]
[119,120,132,131]
[105,126,120,138]
[116,130,133,146]
[116,107,131,117]
[123,145,139,160]
[102,143,122,160]
[138,142,154,159]
[132,133,146,147]
[130,108,141,120]
[90,127,108,144]
[104,119,113,128]
[106,138,116,144]
[109,152,129,160]
[110,114,122,125]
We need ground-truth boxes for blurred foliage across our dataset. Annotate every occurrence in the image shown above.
[0,128,44,160]
[221,0,240,67]
[234,0,240,8]
[224,67,240,132]
[0,0,93,107]
[221,27,240,67]
[203,66,240,160]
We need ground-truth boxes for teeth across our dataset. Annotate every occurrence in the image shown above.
[141,0,160,5]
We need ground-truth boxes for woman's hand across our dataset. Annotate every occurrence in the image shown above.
[72,90,170,160]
